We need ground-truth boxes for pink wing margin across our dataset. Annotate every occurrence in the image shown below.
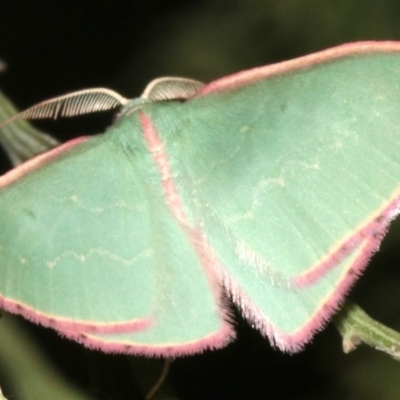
[0,137,87,189]
[199,41,400,95]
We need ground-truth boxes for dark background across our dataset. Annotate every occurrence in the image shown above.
[1,1,400,399]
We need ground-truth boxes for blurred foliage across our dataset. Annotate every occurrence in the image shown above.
[0,313,94,400]
[0,1,400,399]
[0,90,58,165]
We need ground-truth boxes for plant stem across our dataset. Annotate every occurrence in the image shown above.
[130,357,179,400]
[334,302,400,360]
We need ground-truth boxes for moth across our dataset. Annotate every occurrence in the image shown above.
[0,41,399,356]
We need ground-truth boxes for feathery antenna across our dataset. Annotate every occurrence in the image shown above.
[142,77,204,101]
[0,88,129,128]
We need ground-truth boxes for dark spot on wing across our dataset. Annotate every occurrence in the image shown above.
[23,209,36,219]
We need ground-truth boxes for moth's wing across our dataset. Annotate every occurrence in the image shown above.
[58,217,233,357]
[0,123,232,351]
[0,135,157,332]
[52,113,233,356]
[223,237,375,351]
[148,47,400,349]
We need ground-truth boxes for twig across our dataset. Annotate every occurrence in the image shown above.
[146,358,173,399]
[333,301,400,360]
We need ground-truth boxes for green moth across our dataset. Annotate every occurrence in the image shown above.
[0,41,399,356]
